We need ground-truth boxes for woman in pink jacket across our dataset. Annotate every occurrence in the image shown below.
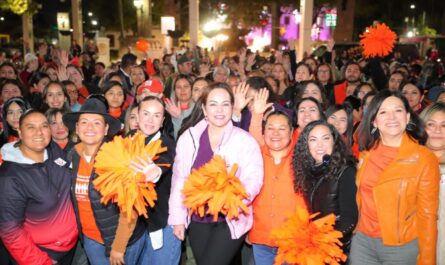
[168,82,264,265]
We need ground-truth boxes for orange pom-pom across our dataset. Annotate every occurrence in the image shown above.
[93,132,169,222]
[136,39,150,52]
[271,207,346,265]
[360,23,397,58]
[182,155,249,221]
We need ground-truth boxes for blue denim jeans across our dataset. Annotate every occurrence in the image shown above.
[252,244,278,265]
[139,225,181,265]
[83,233,146,265]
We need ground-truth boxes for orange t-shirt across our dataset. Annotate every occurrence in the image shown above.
[75,152,104,243]
[357,143,399,238]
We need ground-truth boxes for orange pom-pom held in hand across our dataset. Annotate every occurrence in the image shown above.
[360,23,397,58]
[93,132,169,222]
[271,207,346,265]
[136,39,150,52]
[182,155,249,221]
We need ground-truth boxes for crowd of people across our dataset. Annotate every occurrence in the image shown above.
[0,38,444,265]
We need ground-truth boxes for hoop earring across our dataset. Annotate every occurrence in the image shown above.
[371,127,378,135]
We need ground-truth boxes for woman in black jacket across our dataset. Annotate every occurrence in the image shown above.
[136,96,181,264]
[293,120,358,256]
[63,98,148,265]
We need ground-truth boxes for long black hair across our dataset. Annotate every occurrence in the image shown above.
[1,97,30,147]
[325,104,354,147]
[356,90,426,151]
[293,120,355,195]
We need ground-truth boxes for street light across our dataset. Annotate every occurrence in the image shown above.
[0,17,4,21]
[133,0,143,9]
[88,12,93,17]
[410,4,415,9]
[91,20,98,26]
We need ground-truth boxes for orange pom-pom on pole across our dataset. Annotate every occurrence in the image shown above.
[136,39,150,52]
[182,155,249,221]
[271,207,346,265]
[360,23,397,58]
[93,132,170,222]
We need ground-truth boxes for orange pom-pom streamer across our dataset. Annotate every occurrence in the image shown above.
[93,132,170,222]
[360,23,397,58]
[182,155,249,221]
[271,207,346,265]
[136,39,150,52]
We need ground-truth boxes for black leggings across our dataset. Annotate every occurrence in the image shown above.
[189,221,246,265]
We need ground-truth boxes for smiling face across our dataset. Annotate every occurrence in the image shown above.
[264,114,292,152]
[6,102,23,130]
[425,111,445,153]
[202,88,233,128]
[308,125,334,164]
[327,109,348,135]
[18,112,51,156]
[49,112,69,142]
[297,99,321,129]
[1,83,21,103]
[130,66,146,87]
[67,66,83,86]
[373,96,410,141]
[0,65,16,79]
[76,113,109,146]
[66,83,79,105]
[45,84,67,109]
[138,99,164,136]
[45,67,58,81]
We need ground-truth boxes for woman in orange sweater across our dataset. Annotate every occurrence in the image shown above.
[351,90,439,265]
[248,89,305,265]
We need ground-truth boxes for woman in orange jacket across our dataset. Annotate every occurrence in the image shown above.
[248,89,305,265]
[351,90,440,265]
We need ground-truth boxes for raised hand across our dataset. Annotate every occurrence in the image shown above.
[164,98,182,118]
[327,38,335,52]
[59,49,69,67]
[252,88,273,115]
[233,82,252,115]
[56,65,68,81]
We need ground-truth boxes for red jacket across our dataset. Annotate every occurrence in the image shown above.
[334,81,348,104]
